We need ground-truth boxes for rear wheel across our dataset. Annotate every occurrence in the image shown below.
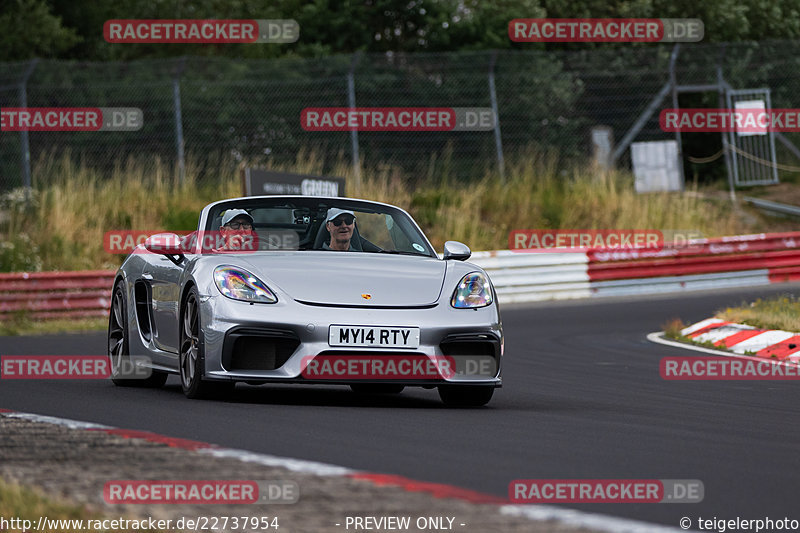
[349,384,405,394]
[437,385,494,407]
[179,287,234,399]
[108,282,167,388]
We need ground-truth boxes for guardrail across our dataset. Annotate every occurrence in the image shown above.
[0,270,115,320]
[0,231,798,320]
[470,231,800,303]
[469,251,591,303]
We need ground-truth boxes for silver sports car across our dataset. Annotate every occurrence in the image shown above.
[108,196,502,406]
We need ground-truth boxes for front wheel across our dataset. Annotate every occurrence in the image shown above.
[179,287,234,399]
[108,282,167,388]
[437,385,494,407]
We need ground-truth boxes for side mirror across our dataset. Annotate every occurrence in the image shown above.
[144,233,184,255]
[443,240,471,261]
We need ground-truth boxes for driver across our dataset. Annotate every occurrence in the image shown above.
[323,208,357,251]
[214,209,256,252]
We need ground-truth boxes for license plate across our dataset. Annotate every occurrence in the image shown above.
[329,325,420,349]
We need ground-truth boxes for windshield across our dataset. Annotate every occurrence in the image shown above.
[203,198,436,257]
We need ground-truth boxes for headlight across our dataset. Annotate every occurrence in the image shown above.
[214,266,277,303]
[451,272,493,309]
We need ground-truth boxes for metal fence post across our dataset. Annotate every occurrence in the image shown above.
[488,52,505,181]
[717,47,736,203]
[173,57,186,185]
[19,59,38,199]
[668,44,685,190]
[347,52,362,191]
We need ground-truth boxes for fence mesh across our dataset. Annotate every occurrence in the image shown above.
[2,40,800,190]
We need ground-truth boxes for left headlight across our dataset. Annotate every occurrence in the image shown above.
[214,266,278,303]
[451,272,493,309]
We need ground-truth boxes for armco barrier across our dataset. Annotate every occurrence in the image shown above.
[469,251,591,303]
[0,231,798,319]
[470,231,800,303]
[0,270,115,320]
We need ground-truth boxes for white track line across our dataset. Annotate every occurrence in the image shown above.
[4,412,112,430]
[199,447,353,476]
[501,505,684,532]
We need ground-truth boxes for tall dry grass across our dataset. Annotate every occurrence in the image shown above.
[0,147,756,272]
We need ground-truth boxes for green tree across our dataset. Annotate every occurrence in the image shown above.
[541,0,800,43]
[0,0,79,60]
[13,0,800,61]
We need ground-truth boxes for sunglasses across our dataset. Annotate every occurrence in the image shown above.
[330,216,355,226]
[226,222,252,230]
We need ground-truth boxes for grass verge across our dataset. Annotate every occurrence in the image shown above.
[662,318,687,340]
[0,477,163,532]
[661,317,721,349]
[0,317,107,336]
[716,294,800,332]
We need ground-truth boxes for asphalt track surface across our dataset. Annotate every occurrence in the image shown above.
[3,283,800,529]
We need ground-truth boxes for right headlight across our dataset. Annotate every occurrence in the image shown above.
[451,272,493,309]
[214,266,277,303]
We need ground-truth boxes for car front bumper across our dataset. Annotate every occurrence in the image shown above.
[199,293,503,387]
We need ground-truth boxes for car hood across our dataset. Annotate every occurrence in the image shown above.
[236,252,447,307]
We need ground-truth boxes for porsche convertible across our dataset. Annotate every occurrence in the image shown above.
[107,196,502,406]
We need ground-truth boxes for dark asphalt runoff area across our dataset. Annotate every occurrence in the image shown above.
[2,283,800,528]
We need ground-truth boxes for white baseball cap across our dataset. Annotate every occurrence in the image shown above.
[221,209,253,226]
[325,208,356,223]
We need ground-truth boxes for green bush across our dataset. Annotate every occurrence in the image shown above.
[162,207,200,232]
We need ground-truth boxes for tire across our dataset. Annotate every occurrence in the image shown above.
[108,282,167,388]
[349,384,405,394]
[179,286,235,400]
[437,385,494,407]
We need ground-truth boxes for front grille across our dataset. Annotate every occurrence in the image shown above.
[440,333,500,356]
[439,333,501,378]
[222,328,300,371]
